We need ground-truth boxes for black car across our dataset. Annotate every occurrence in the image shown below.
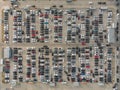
[19,76,23,82]
[107,74,112,82]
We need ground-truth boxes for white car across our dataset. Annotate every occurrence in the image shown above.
[26,77,30,81]
[5,73,10,78]
[18,26,22,31]
[67,48,72,54]
[18,65,23,68]
[31,38,36,43]
[13,36,17,43]
[80,23,85,30]
[80,59,86,63]
[17,35,22,39]
[63,11,67,15]
[39,17,44,20]
[30,10,35,15]
[4,9,9,13]
[44,18,49,22]
[67,22,71,26]
[17,11,22,15]
[18,56,23,61]
[31,67,36,74]
[44,24,49,28]
[18,22,22,25]
[13,64,17,70]
[86,59,90,63]
[4,73,10,82]
[108,11,112,18]
[86,71,90,76]
[4,34,9,38]
[40,75,44,82]
[67,25,72,30]
[5,79,10,83]
[81,35,85,39]
[4,40,9,43]
[71,16,76,21]
[58,22,62,26]
[4,25,8,30]
[44,39,49,42]
[13,28,17,33]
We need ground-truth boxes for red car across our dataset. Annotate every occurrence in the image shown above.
[94,55,99,59]
[39,13,43,17]
[58,16,62,18]
[81,41,86,46]
[86,65,90,68]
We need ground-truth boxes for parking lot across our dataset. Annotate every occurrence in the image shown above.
[0,0,119,90]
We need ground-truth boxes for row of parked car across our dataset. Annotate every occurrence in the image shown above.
[66,47,78,82]
[3,59,10,83]
[107,10,113,28]
[13,48,23,82]
[93,46,104,84]
[97,46,105,85]
[13,10,23,43]
[52,48,65,82]
[53,9,63,43]
[26,47,37,82]
[25,10,37,43]
[25,10,31,43]
[3,48,24,83]
[66,47,93,83]
[79,47,91,82]
[39,9,50,43]
[64,46,114,84]
[106,48,113,83]
[65,8,104,45]
[83,17,90,44]
[4,8,115,44]
[93,45,114,85]
[38,46,50,82]
[3,46,114,84]
[115,8,119,42]
[30,10,37,43]
[3,9,9,43]
[66,10,77,43]
[94,46,99,77]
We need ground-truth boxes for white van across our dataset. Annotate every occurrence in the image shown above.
[0,59,3,65]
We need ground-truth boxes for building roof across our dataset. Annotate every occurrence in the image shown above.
[108,28,115,43]
[4,47,12,59]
